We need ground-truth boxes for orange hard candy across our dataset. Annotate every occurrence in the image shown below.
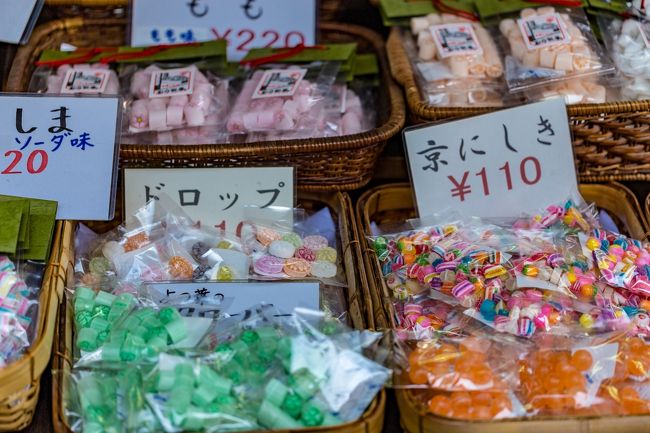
[570,350,593,372]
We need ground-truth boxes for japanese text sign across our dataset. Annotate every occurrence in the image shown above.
[0,0,42,44]
[404,99,580,219]
[146,281,320,316]
[130,0,316,61]
[0,94,120,220]
[124,167,295,233]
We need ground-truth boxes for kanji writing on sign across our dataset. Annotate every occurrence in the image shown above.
[179,189,200,206]
[418,141,449,172]
[70,132,94,151]
[257,181,286,208]
[537,116,555,145]
[150,29,196,44]
[187,0,208,17]
[219,192,239,211]
[242,0,262,19]
[459,135,486,162]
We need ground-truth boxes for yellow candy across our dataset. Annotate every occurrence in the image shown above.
[216,241,232,249]
[522,265,539,277]
[567,271,577,284]
[216,265,233,281]
[579,313,594,329]
[586,237,600,251]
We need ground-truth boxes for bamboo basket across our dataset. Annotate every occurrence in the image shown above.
[52,191,386,433]
[0,221,73,432]
[7,19,405,191]
[355,182,650,433]
[387,26,650,183]
[44,0,346,21]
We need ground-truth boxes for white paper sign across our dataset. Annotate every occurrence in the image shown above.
[147,281,320,315]
[124,167,294,233]
[0,0,42,44]
[404,99,580,219]
[130,0,316,61]
[0,94,120,220]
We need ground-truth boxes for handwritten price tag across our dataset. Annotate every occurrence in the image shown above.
[0,94,120,220]
[124,167,295,233]
[404,99,580,219]
[130,0,316,61]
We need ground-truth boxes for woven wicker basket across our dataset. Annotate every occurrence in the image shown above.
[386,26,650,183]
[0,221,73,432]
[355,182,650,432]
[44,0,345,21]
[7,19,405,191]
[52,191,386,433]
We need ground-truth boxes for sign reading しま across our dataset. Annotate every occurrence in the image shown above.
[404,98,580,219]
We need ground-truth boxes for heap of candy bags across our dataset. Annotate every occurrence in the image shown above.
[371,198,650,419]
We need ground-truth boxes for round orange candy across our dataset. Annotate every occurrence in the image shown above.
[468,365,493,385]
[626,358,647,377]
[168,256,193,279]
[123,232,149,252]
[408,367,429,385]
[428,395,452,416]
[620,386,640,401]
[571,350,593,372]
[469,405,492,420]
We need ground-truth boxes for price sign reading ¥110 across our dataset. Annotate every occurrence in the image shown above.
[130,0,316,61]
[0,94,120,221]
[404,98,580,219]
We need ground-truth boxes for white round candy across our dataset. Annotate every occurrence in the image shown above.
[309,261,337,278]
[269,240,295,259]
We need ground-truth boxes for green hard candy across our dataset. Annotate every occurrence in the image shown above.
[282,233,303,248]
[89,257,111,275]
[92,305,110,320]
[76,311,93,328]
[301,405,324,427]
[281,393,303,419]
[320,321,338,336]
[240,330,259,345]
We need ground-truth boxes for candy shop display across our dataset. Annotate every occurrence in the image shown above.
[406,14,508,107]
[601,17,650,100]
[226,62,339,134]
[29,62,120,95]
[0,256,44,367]
[123,64,229,134]
[498,7,615,92]
[64,305,389,432]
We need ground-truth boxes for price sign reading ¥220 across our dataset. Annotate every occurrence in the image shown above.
[404,98,580,219]
[0,95,120,220]
[130,0,316,61]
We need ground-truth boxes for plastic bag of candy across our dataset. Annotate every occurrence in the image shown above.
[226,61,339,134]
[29,61,120,95]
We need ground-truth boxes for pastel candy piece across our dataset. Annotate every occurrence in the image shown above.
[295,246,316,262]
[281,233,302,248]
[419,41,436,61]
[148,106,167,130]
[539,49,557,69]
[254,255,285,276]
[184,104,205,126]
[170,94,189,106]
[449,57,469,77]
[404,303,423,316]
[257,110,278,129]
[554,52,574,71]
[284,258,311,278]
[303,235,328,251]
[131,70,151,99]
[411,17,429,34]
[104,74,119,94]
[451,280,474,299]
[521,50,540,68]
[342,112,363,135]
[190,83,214,111]
[426,13,441,24]
[166,104,184,126]
[315,246,337,263]
[129,100,149,129]
[537,6,555,15]
[520,8,536,18]
[148,97,167,110]
[257,227,281,246]
[310,261,337,278]
[499,19,517,37]
[57,64,72,76]
[47,75,64,93]
[269,240,296,259]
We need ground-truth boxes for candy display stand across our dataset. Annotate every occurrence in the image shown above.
[7,19,405,191]
[386,27,650,183]
[44,0,346,21]
[51,191,386,433]
[354,182,650,432]
[0,221,73,432]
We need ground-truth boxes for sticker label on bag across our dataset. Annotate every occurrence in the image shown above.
[60,69,110,94]
[149,67,195,98]
[252,68,307,99]
[430,23,483,58]
[518,13,571,50]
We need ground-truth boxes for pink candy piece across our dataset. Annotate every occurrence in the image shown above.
[130,100,149,129]
[404,303,423,316]
[184,104,205,126]
[253,255,285,276]
[303,235,328,251]
[451,280,474,299]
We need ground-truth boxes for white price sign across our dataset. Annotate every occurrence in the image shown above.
[0,0,42,44]
[404,99,580,219]
[0,94,120,220]
[147,281,320,315]
[130,0,316,61]
[124,167,295,233]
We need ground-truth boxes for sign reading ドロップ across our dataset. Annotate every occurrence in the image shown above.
[404,98,580,219]
[130,0,317,61]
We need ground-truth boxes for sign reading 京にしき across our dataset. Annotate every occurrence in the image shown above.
[0,94,120,220]
[404,98,580,219]
[130,0,316,61]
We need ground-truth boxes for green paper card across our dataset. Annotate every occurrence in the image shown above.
[354,54,379,76]
[477,0,588,20]
[380,0,476,20]
[0,205,22,255]
[0,197,30,248]
[21,198,57,261]
[587,0,627,14]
